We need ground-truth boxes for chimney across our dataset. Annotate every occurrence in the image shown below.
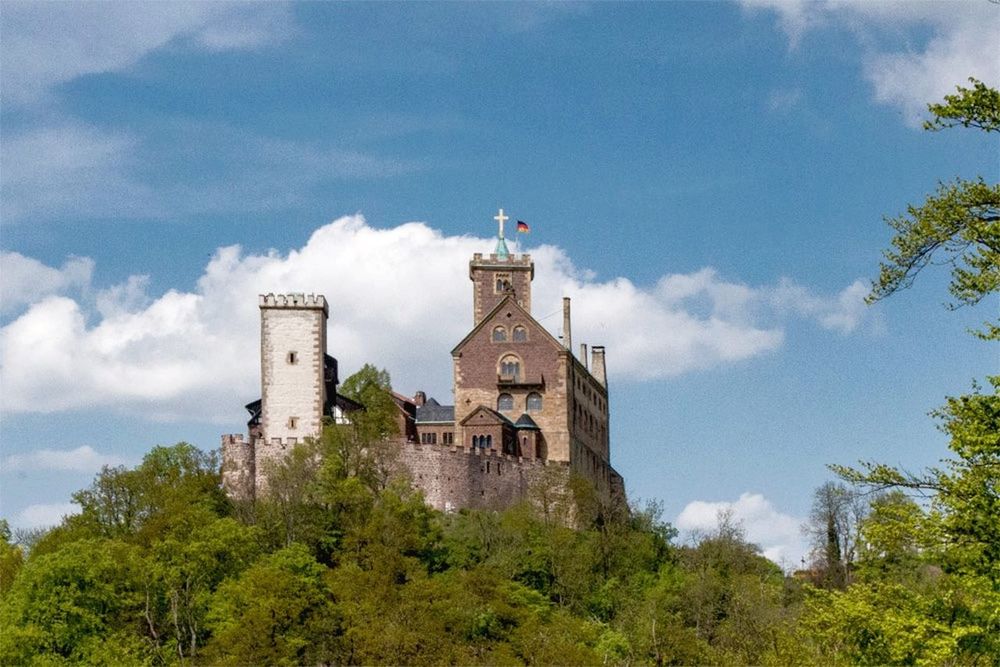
[414,391,426,407]
[562,297,572,353]
[591,346,606,387]
[580,343,588,370]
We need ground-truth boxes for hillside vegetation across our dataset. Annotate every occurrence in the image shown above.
[2,80,997,666]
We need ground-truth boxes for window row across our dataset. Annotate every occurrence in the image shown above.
[492,325,528,343]
[420,432,454,445]
[472,434,493,449]
[497,392,543,413]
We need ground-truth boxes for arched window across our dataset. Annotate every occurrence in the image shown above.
[526,392,543,412]
[492,326,507,342]
[497,393,514,412]
[499,355,521,382]
[485,435,493,449]
[512,326,527,342]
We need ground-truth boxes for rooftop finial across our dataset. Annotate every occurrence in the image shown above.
[493,207,510,258]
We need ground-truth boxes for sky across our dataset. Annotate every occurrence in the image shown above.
[1,1,997,568]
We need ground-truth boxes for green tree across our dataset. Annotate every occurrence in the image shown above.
[204,544,340,666]
[867,78,1000,340]
[0,539,150,664]
[0,521,23,601]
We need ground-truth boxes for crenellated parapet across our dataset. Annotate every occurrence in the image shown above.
[259,293,329,314]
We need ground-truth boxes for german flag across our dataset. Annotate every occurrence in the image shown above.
[516,220,530,233]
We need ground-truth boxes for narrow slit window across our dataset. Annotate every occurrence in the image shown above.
[287,351,298,364]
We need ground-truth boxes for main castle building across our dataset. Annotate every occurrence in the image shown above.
[222,210,623,510]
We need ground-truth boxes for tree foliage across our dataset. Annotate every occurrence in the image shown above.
[868,78,1000,340]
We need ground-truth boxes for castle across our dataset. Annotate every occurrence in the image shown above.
[221,210,624,511]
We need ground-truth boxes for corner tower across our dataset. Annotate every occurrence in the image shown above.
[470,208,534,325]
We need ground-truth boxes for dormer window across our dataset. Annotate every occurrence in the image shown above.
[492,326,507,342]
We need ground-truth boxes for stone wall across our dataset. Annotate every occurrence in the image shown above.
[395,441,568,512]
[221,434,255,502]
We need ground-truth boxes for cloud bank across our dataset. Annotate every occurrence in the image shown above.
[675,492,807,568]
[0,1,293,107]
[741,0,999,123]
[8,502,80,531]
[2,446,128,474]
[0,215,870,422]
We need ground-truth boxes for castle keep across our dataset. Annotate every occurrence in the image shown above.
[222,210,624,510]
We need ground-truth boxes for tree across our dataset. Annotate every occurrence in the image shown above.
[0,521,23,601]
[866,78,1000,340]
[803,482,866,590]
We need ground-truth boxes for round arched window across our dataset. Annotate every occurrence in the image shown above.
[492,326,507,342]
[512,326,527,342]
[499,355,521,382]
[526,392,543,412]
[497,393,514,412]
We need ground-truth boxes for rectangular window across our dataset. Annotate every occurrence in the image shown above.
[443,432,454,445]
[287,351,298,364]
[288,416,298,429]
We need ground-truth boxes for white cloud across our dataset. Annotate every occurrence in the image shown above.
[0,215,870,421]
[0,122,419,224]
[0,251,94,314]
[740,0,1000,123]
[675,492,808,568]
[8,502,80,530]
[0,1,293,107]
[2,445,127,474]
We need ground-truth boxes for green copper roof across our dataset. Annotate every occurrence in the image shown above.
[495,236,510,259]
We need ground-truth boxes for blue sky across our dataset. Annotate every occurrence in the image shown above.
[1,1,997,565]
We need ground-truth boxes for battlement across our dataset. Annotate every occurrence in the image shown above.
[221,433,247,445]
[471,252,533,266]
[259,293,329,314]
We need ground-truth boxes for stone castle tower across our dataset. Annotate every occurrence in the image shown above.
[222,293,334,499]
[223,210,623,509]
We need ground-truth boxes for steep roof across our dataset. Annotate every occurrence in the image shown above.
[416,398,455,424]
[458,404,514,427]
[513,413,540,430]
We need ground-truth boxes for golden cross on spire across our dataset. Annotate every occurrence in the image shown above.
[494,207,509,239]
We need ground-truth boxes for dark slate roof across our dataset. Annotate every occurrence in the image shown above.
[513,413,540,430]
[335,393,364,412]
[416,399,455,424]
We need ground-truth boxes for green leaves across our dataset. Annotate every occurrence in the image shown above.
[924,77,1000,133]
[868,79,1000,339]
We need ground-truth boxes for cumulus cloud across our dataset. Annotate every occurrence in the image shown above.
[0,215,870,421]
[0,251,94,315]
[2,446,127,474]
[8,502,80,530]
[675,492,807,568]
[0,1,293,107]
[740,0,999,123]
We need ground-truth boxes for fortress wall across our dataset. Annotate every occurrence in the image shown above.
[221,434,255,502]
[396,442,567,512]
